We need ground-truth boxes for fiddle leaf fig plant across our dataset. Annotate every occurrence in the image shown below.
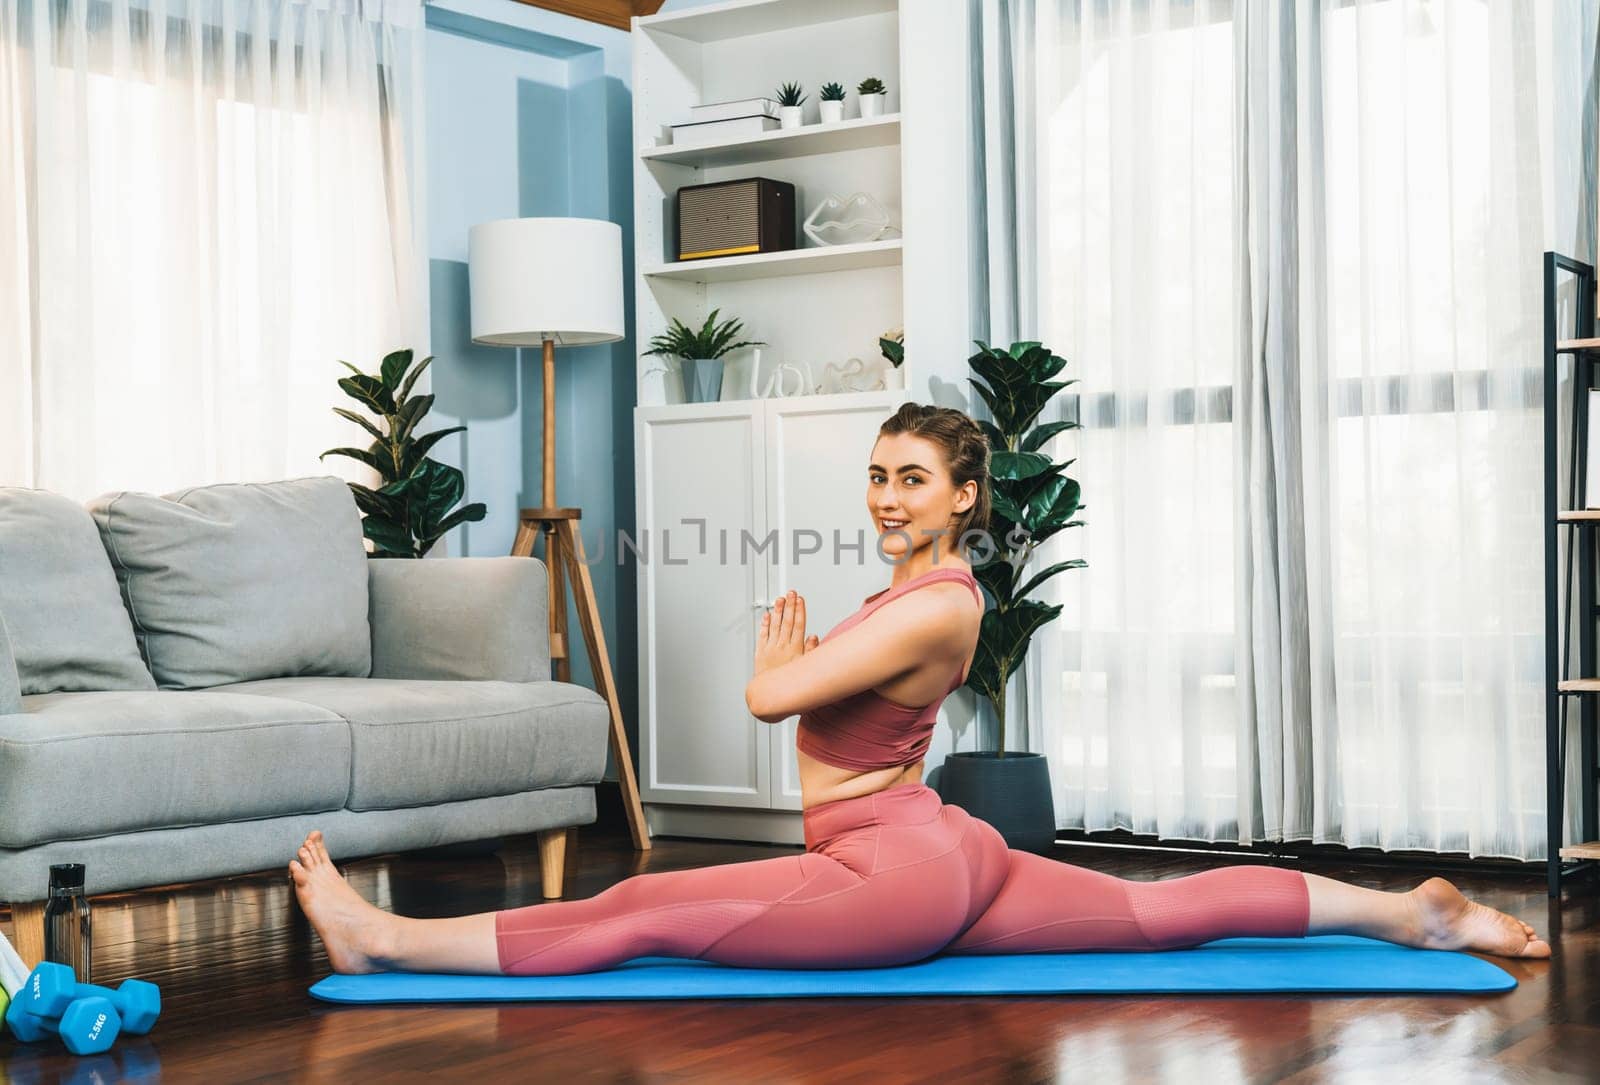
[965,340,1085,756]
[321,348,487,559]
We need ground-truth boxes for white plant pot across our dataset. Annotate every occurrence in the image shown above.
[885,364,905,390]
[819,99,844,124]
[639,356,678,404]
[779,105,803,130]
[859,93,886,119]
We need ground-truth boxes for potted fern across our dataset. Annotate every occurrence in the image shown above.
[936,340,1084,854]
[776,81,805,129]
[857,76,887,118]
[643,310,765,403]
[819,81,846,124]
[322,348,488,558]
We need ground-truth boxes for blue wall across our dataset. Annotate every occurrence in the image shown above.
[425,0,635,784]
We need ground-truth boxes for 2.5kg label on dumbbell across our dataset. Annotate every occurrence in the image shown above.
[87,1011,107,1041]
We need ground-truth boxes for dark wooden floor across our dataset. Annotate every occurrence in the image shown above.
[3,799,1596,1084]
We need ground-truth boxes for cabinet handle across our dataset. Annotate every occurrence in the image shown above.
[752,599,770,609]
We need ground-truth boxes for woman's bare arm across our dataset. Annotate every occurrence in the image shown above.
[744,591,967,724]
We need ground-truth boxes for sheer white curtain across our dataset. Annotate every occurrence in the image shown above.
[979,0,1596,861]
[0,0,426,499]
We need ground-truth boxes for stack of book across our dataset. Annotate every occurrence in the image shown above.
[669,97,780,146]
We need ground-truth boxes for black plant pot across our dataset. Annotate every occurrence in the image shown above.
[934,751,1056,854]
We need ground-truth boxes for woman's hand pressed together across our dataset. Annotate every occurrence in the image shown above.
[753,589,821,677]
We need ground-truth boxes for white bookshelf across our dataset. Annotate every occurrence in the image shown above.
[641,238,902,284]
[635,0,896,44]
[631,0,905,408]
[638,113,901,169]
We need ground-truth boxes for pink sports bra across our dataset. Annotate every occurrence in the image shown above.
[795,566,983,773]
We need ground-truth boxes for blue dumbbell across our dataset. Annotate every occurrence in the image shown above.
[23,962,161,1035]
[4,992,121,1055]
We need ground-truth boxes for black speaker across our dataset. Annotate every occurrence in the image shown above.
[675,178,796,261]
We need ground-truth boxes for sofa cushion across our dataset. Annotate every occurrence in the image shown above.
[0,488,155,695]
[0,690,351,848]
[87,476,371,690]
[215,677,609,811]
[0,611,19,715]
[369,557,551,683]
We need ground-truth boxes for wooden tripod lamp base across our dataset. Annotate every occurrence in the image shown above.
[512,507,651,855]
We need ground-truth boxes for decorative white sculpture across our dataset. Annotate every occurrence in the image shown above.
[822,356,888,393]
[746,348,811,399]
[803,192,892,247]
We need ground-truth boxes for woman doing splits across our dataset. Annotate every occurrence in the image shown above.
[288,404,1550,976]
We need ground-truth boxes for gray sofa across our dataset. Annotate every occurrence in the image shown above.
[0,476,610,958]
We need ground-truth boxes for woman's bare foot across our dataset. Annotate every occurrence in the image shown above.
[288,830,401,974]
[1404,876,1551,959]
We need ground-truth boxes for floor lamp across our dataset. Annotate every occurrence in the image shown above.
[468,216,651,859]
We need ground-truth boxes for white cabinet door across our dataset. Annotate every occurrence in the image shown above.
[636,401,772,809]
[762,391,910,810]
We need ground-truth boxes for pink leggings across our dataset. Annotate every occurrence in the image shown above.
[495,782,1310,975]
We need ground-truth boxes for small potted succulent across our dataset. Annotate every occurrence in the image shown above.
[643,310,765,404]
[857,76,887,118]
[878,328,905,390]
[776,81,805,129]
[819,81,846,124]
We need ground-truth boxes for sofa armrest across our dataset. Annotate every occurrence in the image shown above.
[0,610,18,714]
[368,557,551,683]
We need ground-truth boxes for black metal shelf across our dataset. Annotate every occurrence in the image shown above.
[1544,252,1600,897]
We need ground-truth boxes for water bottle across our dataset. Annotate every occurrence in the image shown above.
[43,863,92,984]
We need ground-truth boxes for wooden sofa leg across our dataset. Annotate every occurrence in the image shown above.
[537,827,571,899]
[9,900,46,969]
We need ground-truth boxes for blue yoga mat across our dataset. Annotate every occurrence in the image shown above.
[309,936,1514,1002]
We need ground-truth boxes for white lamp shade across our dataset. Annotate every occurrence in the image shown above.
[467,217,625,347]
